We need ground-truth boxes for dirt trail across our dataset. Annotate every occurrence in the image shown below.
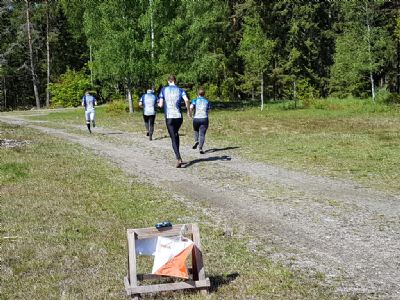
[1,113,399,299]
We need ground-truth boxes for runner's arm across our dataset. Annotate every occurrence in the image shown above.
[139,96,143,108]
[183,95,191,118]
[189,103,195,117]
[158,97,164,108]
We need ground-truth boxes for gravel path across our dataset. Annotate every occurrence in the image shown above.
[1,113,399,299]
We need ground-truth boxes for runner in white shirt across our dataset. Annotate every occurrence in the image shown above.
[82,91,97,134]
[190,88,211,154]
[139,89,158,141]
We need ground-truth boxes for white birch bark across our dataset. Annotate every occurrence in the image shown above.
[365,1,375,101]
[46,0,50,107]
[25,0,40,109]
[260,72,264,111]
[127,80,133,113]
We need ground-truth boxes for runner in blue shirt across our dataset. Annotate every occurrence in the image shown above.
[158,75,191,168]
[190,88,211,154]
[81,90,97,134]
[139,89,158,141]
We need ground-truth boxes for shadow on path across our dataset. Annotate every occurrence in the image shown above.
[205,146,240,154]
[101,132,124,136]
[209,272,240,293]
[183,155,231,168]
[153,135,169,140]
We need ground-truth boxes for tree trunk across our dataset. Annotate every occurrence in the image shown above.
[366,3,375,101]
[90,45,93,87]
[2,76,6,110]
[260,72,264,111]
[46,0,50,107]
[25,0,40,109]
[127,80,133,113]
[397,41,399,94]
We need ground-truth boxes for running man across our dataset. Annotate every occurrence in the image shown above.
[190,88,211,154]
[158,75,191,168]
[139,89,158,141]
[82,90,97,133]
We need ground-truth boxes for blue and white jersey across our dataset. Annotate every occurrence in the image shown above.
[140,92,158,116]
[191,97,210,119]
[159,85,187,119]
[82,95,96,111]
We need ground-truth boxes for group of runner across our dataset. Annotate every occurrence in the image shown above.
[82,74,211,168]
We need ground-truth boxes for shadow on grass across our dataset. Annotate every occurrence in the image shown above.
[183,155,231,168]
[153,135,169,140]
[205,146,240,154]
[209,272,240,293]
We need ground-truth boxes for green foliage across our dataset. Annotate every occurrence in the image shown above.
[238,0,275,97]
[296,79,319,102]
[2,0,400,109]
[48,69,91,107]
[376,87,400,105]
[189,83,220,101]
[396,13,400,41]
[105,99,129,114]
[330,0,394,98]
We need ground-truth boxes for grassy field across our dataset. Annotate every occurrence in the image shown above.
[27,98,400,192]
[0,122,343,299]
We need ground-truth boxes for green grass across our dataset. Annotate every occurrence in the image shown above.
[0,122,343,299]
[207,99,400,192]
[25,98,400,192]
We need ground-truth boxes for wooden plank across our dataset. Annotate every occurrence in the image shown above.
[127,229,138,287]
[133,224,193,240]
[127,279,210,294]
[126,223,210,297]
[124,277,140,299]
[191,223,206,281]
[124,277,131,295]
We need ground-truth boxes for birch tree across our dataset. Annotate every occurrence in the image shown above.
[25,0,40,109]
[330,0,392,99]
[84,0,149,113]
[237,0,274,110]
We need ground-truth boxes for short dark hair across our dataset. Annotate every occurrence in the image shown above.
[168,74,176,83]
[198,88,205,97]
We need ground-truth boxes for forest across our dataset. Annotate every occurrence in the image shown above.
[1,0,400,111]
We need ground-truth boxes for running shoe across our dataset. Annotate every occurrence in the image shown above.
[176,159,183,168]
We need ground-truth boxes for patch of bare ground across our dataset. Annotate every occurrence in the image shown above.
[0,138,31,148]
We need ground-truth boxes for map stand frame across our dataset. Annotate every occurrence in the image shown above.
[124,223,210,299]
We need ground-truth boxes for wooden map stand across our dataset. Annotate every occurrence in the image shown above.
[124,223,210,299]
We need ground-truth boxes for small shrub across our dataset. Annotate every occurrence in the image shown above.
[302,98,316,108]
[221,77,236,101]
[296,79,319,102]
[105,99,129,114]
[376,87,400,105]
[49,69,91,107]
[282,100,298,110]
